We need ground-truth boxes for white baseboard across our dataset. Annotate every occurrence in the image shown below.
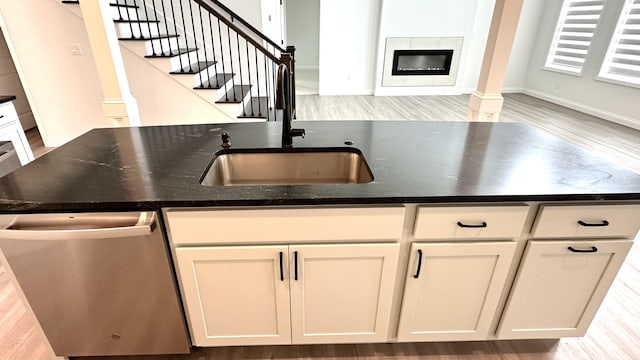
[502,87,524,93]
[523,88,640,131]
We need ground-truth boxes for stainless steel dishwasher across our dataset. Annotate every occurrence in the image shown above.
[0,212,191,356]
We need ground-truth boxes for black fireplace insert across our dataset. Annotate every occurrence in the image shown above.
[392,49,454,76]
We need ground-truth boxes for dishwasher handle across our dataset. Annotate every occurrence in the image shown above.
[0,212,156,241]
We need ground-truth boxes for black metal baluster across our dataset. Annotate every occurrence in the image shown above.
[227,26,236,100]
[264,53,270,121]
[188,1,203,85]
[151,0,163,55]
[272,61,277,120]
[115,1,124,21]
[177,0,192,72]
[141,0,154,54]
[197,5,210,87]
[131,0,143,39]
[124,0,135,38]
[245,41,252,116]
[255,48,261,117]
[217,19,228,96]
[168,0,182,69]
[208,13,218,88]
[236,33,244,103]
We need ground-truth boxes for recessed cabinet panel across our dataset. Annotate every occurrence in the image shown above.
[289,243,399,344]
[397,242,516,341]
[497,239,633,339]
[175,246,291,346]
[414,206,529,239]
[166,207,405,244]
[531,204,640,238]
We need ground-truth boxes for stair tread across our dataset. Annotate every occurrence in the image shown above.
[194,73,235,89]
[170,61,217,75]
[237,97,274,119]
[215,85,253,104]
[145,47,199,58]
[114,19,160,23]
[118,34,179,41]
[110,2,139,8]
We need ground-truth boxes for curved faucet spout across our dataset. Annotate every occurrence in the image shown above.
[276,63,304,147]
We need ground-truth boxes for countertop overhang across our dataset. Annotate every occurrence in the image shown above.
[1,121,640,212]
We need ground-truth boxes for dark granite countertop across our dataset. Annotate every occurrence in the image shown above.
[1,121,639,212]
[0,95,16,105]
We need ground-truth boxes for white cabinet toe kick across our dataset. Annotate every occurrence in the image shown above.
[162,202,640,346]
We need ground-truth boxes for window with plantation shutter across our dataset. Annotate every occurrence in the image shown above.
[598,0,640,86]
[545,0,606,74]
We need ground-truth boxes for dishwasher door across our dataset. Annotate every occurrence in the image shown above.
[0,212,190,356]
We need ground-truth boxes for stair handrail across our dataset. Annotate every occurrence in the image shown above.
[200,0,287,53]
[193,0,282,64]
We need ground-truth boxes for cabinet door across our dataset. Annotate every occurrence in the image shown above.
[289,243,399,344]
[175,246,291,346]
[497,239,633,339]
[397,241,516,341]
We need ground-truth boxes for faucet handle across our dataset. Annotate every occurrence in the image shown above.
[221,132,231,148]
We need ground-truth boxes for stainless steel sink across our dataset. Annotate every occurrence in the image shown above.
[200,148,374,186]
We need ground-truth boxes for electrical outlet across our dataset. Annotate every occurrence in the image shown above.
[70,43,83,55]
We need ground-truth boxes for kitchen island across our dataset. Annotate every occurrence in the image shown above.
[0,121,639,357]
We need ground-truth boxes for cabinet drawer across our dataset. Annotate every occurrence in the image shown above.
[414,206,529,240]
[531,204,640,239]
[166,207,406,244]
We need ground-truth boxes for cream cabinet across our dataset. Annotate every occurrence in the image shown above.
[289,243,399,344]
[497,239,633,339]
[175,242,399,347]
[397,241,516,341]
[175,245,292,346]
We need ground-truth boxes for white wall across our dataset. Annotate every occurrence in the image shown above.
[0,28,36,130]
[121,46,233,125]
[285,0,319,69]
[522,0,640,129]
[318,0,382,95]
[502,0,546,92]
[0,0,107,146]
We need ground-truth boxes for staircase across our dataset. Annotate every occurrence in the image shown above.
[62,0,295,122]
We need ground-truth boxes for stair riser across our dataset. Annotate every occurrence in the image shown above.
[117,22,160,39]
[144,37,180,52]
[110,7,139,21]
[169,52,204,69]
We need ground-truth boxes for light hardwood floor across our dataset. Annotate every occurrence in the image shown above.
[2,93,640,360]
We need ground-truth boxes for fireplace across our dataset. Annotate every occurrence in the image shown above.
[392,50,454,76]
[382,37,463,87]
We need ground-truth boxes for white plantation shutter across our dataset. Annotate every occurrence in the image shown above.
[545,0,606,74]
[599,0,640,86]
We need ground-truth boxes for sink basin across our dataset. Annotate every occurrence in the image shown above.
[200,147,374,186]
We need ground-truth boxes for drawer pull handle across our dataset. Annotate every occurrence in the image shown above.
[279,251,284,281]
[0,115,4,119]
[294,251,299,281]
[578,220,609,227]
[413,249,423,279]
[457,221,487,228]
[568,246,598,253]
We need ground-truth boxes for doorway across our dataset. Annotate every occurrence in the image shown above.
[0,27,44,158]
[284,0,320,95]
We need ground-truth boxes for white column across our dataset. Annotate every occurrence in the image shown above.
[468,0,524,122]
[79,0,140,126]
